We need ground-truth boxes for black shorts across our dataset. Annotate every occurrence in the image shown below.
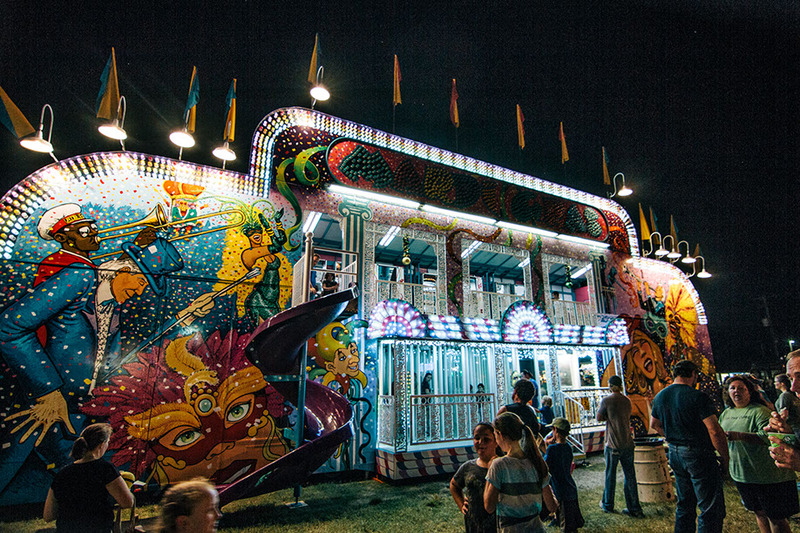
[557,499,585,532]
[735,479,799,520]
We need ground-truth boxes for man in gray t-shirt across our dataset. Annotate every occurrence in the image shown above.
[597,375,643,517]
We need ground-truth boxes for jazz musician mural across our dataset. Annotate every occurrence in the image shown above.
[0,193,291,505]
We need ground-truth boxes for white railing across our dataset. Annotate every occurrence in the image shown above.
[407,393,495,446]
[378,395,395,446]
[551,300,595,326]
[563,396,586,455]
[467,290,525,320]
[562,387,609,428]
[376,279,438,314]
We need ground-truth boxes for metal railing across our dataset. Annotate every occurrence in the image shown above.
[466,290,525,320]
[375,279,438,314]
[563,395,586,455]
[562,387,608,428]
[551,300,595,326]
[399,393,496,446]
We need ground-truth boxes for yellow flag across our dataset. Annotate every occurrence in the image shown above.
[559,122,569,163]
[96,47,120,120]
[393,55,402,106]
[602,147,611,185]
[308,34,319,84]
[638,204,651,240]
[516,104,525,150]
[0,85,35,138]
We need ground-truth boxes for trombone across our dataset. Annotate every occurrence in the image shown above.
[93,204,246,261]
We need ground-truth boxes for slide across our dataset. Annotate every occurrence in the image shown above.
[217,288,358,505]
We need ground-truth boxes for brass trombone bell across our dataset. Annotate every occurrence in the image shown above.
[96,205,169,242]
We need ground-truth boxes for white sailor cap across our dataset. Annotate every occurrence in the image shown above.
[37,203,94,241]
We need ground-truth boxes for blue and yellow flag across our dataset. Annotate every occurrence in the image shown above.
[184,66,200,133]
[602,147,611,185]
[224,79,236,142]
[0,85,35,138]
[96,48,120,120]
[308,34,320,84]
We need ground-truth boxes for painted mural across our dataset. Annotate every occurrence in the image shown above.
[0,107,716,504]
[0,155,312,506]
[599,256,718,435]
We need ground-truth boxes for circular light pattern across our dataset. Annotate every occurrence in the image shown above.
[500,301,553,343]
[367,299,426,339]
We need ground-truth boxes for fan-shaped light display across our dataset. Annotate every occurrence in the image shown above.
[501,301,553,343]
[367,299,426,339]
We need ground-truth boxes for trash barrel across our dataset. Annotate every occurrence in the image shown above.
[633,437,675,503]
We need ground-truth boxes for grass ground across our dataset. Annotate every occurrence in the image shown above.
[3,454,799,532]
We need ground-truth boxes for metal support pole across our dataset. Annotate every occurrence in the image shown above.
[289,232,315,508]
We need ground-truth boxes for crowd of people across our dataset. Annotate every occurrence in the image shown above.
[450,354,800,533]
[40,352,800,532]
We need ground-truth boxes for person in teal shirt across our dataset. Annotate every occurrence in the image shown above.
[719,375,798,533]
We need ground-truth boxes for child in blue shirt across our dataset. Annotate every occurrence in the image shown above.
[544,418,585,532]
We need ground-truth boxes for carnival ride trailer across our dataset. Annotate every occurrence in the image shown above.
[0,107,715,504]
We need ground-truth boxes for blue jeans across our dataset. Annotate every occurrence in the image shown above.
[668,445,725,533]
[602,446,642,513]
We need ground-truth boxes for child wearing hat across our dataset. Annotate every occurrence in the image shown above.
[544,418,584,532]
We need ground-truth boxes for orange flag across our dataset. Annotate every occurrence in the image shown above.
[638,204,651,240]
[516,104,525,150]
[449,79,459,128]
[559,122,569,163]
[602,147,611,185]
[393,55,402,106]
[308,34,319,84]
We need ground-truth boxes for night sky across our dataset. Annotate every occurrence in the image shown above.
[1,2,798,371]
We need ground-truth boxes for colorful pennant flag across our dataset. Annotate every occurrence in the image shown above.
[516,104,525,150]
[693,243,701,258]
[670,215,679,242]
[0,86,35,139]
[96,47,120,120]
[223,79,236,142]
[559,122,569,163]
[602,147,611,185]
[308,34,320,85]
[449,79,459,128]
[649,207,659,245]
[638,204,651,240]
[184,66,200,133]
[393,55,402,106]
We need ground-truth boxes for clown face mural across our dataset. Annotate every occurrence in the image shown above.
[310,321,368,397]
[83,329,290,486]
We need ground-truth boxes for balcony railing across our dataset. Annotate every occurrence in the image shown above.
[376,279,438,315]
[551,299,595,326]
[466,290,525,320]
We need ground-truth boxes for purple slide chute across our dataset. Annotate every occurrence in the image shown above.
[217,288,358,505]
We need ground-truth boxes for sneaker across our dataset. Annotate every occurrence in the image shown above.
[622,508,645,518]
[599,503,613,513]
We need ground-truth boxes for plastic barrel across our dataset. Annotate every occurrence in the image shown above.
[633,439,675,503]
